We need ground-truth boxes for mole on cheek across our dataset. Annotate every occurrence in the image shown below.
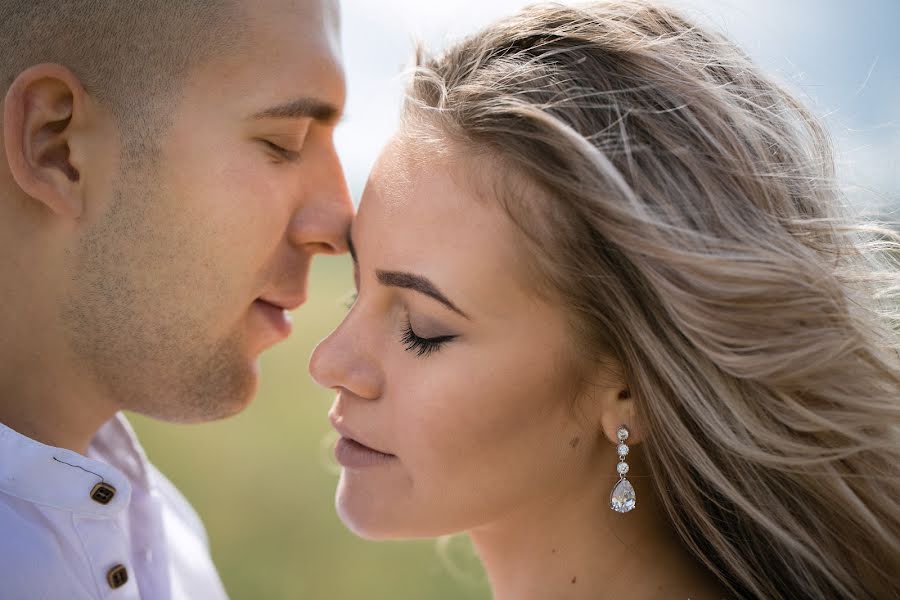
[569,436,580,449]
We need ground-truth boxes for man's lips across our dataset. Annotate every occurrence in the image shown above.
[251,299,294,338]
[257,294,307,312]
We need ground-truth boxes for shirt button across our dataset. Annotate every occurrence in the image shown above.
[106,564,129,589]
[90,482,117,505]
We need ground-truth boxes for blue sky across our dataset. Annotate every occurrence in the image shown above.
[335,0,899,214]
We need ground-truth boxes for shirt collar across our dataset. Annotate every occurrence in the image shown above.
[0,413,146,517]
[88,413,152,490]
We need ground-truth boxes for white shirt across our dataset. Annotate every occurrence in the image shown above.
[0,413,229,600]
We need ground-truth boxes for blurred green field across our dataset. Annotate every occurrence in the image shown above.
[128,255,490,600]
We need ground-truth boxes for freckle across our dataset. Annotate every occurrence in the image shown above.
[569,436,580,448]
[551,548,557,555]
[571,576,577,584]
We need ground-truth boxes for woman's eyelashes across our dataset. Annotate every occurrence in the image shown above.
[343,291,359,311]
[400,320,457,357]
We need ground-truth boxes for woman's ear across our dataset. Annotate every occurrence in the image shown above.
[3,63,90,219]
[581,354,644,446]
[599,386,643,446]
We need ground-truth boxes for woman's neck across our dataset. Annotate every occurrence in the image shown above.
[468,448,723,600]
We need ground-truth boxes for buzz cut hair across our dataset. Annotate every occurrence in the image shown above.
[1,0,244,155]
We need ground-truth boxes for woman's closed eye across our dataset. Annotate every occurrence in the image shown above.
[400,319,457,357]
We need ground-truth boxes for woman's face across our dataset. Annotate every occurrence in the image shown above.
[309,138,613,539]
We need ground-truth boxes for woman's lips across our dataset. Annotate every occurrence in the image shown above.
[334,437,397,468]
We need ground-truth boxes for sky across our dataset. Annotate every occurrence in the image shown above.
[334,0,900,214]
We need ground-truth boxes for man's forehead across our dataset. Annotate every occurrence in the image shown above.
[243,0,342,42]
[214,0,346,111]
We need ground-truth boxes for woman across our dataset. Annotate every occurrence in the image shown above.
[310,2,900,598]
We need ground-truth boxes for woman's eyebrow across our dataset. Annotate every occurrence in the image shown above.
[348,226,469,319]
[376,270,470,320]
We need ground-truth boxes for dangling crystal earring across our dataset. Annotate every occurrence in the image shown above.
[609,425,636,513]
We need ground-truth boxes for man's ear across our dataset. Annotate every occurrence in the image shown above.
[3,63,90,219]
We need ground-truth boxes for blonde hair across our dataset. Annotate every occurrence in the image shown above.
[402,2,900,598]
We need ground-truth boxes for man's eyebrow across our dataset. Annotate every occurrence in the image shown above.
[251,97,342,124]
[376,270,470,320]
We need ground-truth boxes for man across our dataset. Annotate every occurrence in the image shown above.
[0,0,352,597]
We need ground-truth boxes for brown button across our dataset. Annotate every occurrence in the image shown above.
[107,564,128,589]
[90,482,116,505]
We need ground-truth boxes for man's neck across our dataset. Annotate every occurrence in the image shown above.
[0,350,116,455]
[0,214,116,453]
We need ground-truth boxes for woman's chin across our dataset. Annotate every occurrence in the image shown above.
[333,474,481,541]
[335,499,400,540]
[335,493,450,541]
[334,472,412,539]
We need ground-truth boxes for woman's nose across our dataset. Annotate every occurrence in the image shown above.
[308,310,381,400]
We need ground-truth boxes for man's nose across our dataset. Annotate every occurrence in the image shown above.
[288,141,354,255]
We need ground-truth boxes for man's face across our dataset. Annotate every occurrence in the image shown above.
[63,0,352,422]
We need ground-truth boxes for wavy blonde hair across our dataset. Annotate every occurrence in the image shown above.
[401,2,900,598]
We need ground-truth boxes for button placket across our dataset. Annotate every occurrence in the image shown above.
[73,515,140,599]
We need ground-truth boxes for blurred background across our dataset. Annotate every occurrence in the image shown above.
[129,0,899,598]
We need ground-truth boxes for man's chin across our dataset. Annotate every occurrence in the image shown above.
[193,369,259,423]
[133,358,260,424]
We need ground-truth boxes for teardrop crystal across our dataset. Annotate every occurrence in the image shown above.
[610,478,636,513]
